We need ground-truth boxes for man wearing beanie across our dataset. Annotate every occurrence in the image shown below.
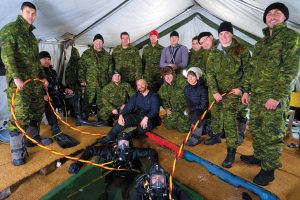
[78,33,111,121]
[0,2,50,166]
[160,30,189,73]
[158,67,190,134]
[142,30,164,92]
[99,70,135,126]
[205,21,251,169]
[39,51,107,148]
[241,3,299,186]
[112,32,142,88]
[187,36,202,69]
[198,32,226,146]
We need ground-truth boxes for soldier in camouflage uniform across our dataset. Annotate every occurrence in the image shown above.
[112,32,142,88]
[197,32,218,83]
[142,30,164,92]
[0,2,53,166]
[206,22,251,168]
[78,34,110,120]
[99,70,135,126]
[158,67,189,133]
[197,32,223,144]
[187,36,202,69]
[241,3,300,186]
[65,46,81,94]
[200,32,248,146]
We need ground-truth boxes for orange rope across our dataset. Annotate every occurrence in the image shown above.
[10,78,127,171]
[169,90,233,199]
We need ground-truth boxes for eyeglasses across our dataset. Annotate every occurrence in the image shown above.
[199,36,210,45]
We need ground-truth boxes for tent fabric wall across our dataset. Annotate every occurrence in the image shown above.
[0,0,299,47]
[134,5,258,50]
[0,0,300,121]
[196,0,300,37]
[0,76,10,121]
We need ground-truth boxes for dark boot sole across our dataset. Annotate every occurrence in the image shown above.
[253,176,274,186]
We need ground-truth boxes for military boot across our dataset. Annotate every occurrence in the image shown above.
[253,169,275,186]
[240,155,261,166]
[237,117,248,145]
[75,115,110,127]
[186,126,203,146]
[25,125,53,147]
[51,124,79,149]
[204,134,221,145]
[10,131,27,166]
[222,148,236,168]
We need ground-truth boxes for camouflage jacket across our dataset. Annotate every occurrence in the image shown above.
[142,42,163,77]
[188,49,203,69]
[112,44,142,81]
[244,23,300,104]
[207,38,251,95]
[199,39,218,75]
[65,46,80,91]
[101,81,135,111]
[158,74,187,112]
[78,47,110,88]
[0,15,45,85]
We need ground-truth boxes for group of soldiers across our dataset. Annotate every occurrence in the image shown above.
[0,1,299,192]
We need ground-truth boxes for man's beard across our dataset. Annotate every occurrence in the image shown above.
[138,87,146,93]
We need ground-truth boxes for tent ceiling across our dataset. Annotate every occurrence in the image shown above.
[0,0,299,48]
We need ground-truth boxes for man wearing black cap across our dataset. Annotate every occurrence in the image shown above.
[206,21,251,168]
[78,34,111,120]
[197,32,225,147]
[160,30,189,73]
[241,3,300,186]
[99,70,135,126]
[39,51,106,147]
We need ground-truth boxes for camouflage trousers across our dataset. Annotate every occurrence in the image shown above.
[249,95,284,171]
[163,111,190,133]
[82,87,102,118]
[221,95,244,149]
[6,81,44,132]
[208,93,223,136]
[99,106,118,121]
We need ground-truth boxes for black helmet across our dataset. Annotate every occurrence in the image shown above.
[149,164,168,198]
[114,132,131,162]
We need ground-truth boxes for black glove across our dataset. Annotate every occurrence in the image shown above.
[68,162,83,174]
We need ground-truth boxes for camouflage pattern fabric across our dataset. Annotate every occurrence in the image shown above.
[244,23,300,170]
[78,47,111,117]
[0,15,45,132]
[99,81,135,120]
[158,75,189,133]
[65,46,81,94]
[142,42,164,92]
[207,38,251,148]
[112,44,142,87]
[199,39,222,136]
[187,49,203,69]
